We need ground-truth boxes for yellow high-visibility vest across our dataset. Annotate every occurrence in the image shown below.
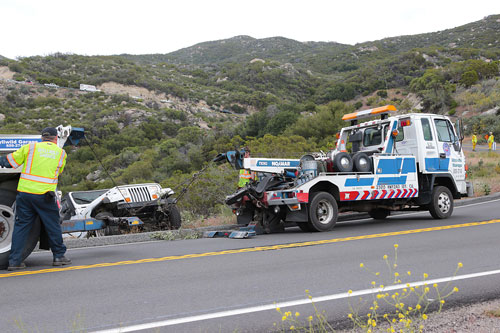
[472,135,477,143]
[238,169,253,187]
[7,142,66,194]
[488,135,494,143]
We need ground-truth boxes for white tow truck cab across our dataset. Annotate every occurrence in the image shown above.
[225,105,471,233]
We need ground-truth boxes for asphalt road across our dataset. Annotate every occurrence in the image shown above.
[1,197,500,333]
[462,143,498,153]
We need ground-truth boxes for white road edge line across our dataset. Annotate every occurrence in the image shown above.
[91,268,500,333]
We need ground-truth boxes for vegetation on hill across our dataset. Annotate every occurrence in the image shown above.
[1,14,500,219]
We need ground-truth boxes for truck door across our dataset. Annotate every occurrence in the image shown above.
[430,118,464,175]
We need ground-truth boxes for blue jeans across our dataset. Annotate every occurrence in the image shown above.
[8,192,66,266]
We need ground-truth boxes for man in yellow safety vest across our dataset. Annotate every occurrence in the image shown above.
[488,132,495,151]
[471,133,477,151]
[0,127,71,270]
[238,147,255,188]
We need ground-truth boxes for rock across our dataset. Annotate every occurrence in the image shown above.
[0,114,5,122]
[482,107,499,116]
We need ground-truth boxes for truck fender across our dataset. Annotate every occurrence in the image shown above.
[431,174,460,199]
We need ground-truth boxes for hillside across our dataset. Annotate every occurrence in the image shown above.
[0,14,499,217]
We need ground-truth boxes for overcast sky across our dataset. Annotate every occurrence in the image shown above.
[1,0,499,59]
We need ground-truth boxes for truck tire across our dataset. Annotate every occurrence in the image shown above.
[167,204,182,229]
[332,152,353,173]
[308,192,338,232]
[368,208,390,220]
[428,186,453,219]
[0,202,41,269]
[352,152,372,173]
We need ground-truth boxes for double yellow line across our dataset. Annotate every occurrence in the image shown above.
[2,219,500,278]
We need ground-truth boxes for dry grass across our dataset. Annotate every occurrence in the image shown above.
[464,150,500,196]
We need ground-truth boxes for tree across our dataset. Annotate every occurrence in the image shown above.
[459,70,479,87]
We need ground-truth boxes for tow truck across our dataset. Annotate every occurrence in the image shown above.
[220,105,473,233]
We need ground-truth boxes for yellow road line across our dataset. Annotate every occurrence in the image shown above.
[2,218,500,279]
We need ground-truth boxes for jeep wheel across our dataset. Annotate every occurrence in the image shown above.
[167,204,182,229]
[428,186,453,219]
[308,192,338,232]
[94,212,120,236]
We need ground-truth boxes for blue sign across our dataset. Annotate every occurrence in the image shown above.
[0,137,41,151]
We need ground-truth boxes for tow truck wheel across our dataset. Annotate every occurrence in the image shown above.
[0,200,41,269]
[368,208,390,220]
[308,192,338,232]
[428,186,453,219]
[352,152,372,173]
[332,152,353,172]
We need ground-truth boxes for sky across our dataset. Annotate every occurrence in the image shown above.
[1,0,499,59]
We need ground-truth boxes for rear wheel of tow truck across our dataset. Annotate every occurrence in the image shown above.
[0,198,41,269]
[428,186,454,219]
[368,208,390,220]
[308,192,338,232]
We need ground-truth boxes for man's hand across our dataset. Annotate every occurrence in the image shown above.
[0,156,13,168]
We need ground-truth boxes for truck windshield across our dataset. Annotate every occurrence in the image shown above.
[70,189,108,204]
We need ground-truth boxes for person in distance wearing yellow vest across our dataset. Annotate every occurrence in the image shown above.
[238,147,256,188]
[488,132,495,151]
[0,127,71,270]
[471,133,477,151]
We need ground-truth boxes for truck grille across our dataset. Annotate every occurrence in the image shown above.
[128,187,152,202]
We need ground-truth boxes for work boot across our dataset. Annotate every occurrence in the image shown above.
[7,262,26,271]
[53,256,72,266]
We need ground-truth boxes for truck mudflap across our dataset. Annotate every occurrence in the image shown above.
[61,217,143,233]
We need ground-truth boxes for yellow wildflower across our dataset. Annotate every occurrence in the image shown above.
[383,254,388,259]
[360,263,364,268]
[423,273,428,279]
[454,287,459,292]
[407,271,411,276]
[422,314,428,320]
[348,289,352,294]
[394,244,399,248]
[458,262,463,268]
[295,312,300,317]
[290,325,295,330]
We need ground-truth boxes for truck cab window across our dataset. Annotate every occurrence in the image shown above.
[363,127,383,147]
[421,118,433,141]
[434,119,456,142]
